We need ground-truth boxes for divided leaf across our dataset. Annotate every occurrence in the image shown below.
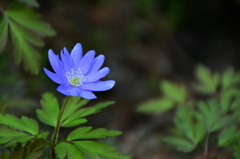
[137,98,174,115]
[55,141,130,159]
[161,81,188,103]
[163,137,196,152]
[73,141,130,159]
[61,99,115,127]
[221,67,240,90]
[37,93,59,127]
[3,5,55,74]
[0,114,38,135]
[193,65,220,94]
[8,139,45,159]
[55,142,84,159]
[67,127,122,141]
[218,125,240,147]
[197,99,236,133]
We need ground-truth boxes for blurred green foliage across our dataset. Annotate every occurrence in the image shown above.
[137,65,240,158]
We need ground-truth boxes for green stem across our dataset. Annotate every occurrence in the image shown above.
[204,132,210,159]
[51,96,70,159]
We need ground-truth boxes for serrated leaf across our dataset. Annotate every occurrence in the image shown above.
[37,131,49,139]
[67,127,122,141]
[74,141,130,159]
[0,114,39,135]
[222,67,235,90]
[5,7,55,36]
[174,107,205,145]
[61,97,89,123]
[9,21,41,74]
[163,137,196,152]
[37,93,59,127]
[55,142,67,159]
[55,142,84,159]
[193,65,220,94]
[0,16,8,52]
[137,98,175,115]
[5,136,34,147]
[4,6,56,74]
[62,118,88,127]
[18,0,39,7]
[8,139,45,159]
[161,81,187,103]
[218,125,240,147]
[24,139,45,159]
[61,101,114,127]
[211,115,236,132]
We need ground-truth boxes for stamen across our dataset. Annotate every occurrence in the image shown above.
[66,68,86,86]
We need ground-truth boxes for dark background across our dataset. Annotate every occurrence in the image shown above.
[1,0,240,158]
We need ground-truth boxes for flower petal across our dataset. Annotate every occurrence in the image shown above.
[44,68,68,85]
[61,49,75,73]
[48,49,64,76]
[79,90,97,99]
[78,50,95,75]
[57,85,71,96]
[70,43,82,66]
[86,67,110,82]
[81,80,115,91]
[87,54,105,74]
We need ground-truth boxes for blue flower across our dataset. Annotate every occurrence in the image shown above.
[44,43,115,99]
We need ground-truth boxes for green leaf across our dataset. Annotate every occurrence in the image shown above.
[8,139,45,159]
[218,125,240,147]
[5,7,55,36]
[37,131,49,139]
[4,6,56,74]
[18,0,39,7]
[234,143,240,159]
[55,142,84,159]
[137,98,175,115]
[163,137,196,152]
[193,64,220,94]
[67,127,122,141]
[174,107,206,145]
[161,81,187,103]
[37,93,60,127]
[61,97,89,123]
[61,101,114,127]
[74,141,130,159]
[0,114,39,135]
[4,136,34,147]
[222,67,235,90]
[0,16,8,52]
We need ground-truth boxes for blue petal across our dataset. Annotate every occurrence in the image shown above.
[70,43,82,66]
[48,49,64,76]
[69,87,81,96]
[81,80,115,91]
[86,67,110,82]
[78,50,95,75]
[44,68,68,85]
[87,55,105,74]
[57,85,71,96]
[79,90,97,99]
[61,49,75,73]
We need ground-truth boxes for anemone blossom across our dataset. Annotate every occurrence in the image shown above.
[44,43,115,99]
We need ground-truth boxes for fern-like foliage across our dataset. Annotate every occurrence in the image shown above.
[137,65,240,158]
[0,2,55,74]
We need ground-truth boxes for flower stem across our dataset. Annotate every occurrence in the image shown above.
[204,132,210,159]
[51,96,70,159]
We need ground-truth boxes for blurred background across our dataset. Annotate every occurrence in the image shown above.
[2,0,240,158]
